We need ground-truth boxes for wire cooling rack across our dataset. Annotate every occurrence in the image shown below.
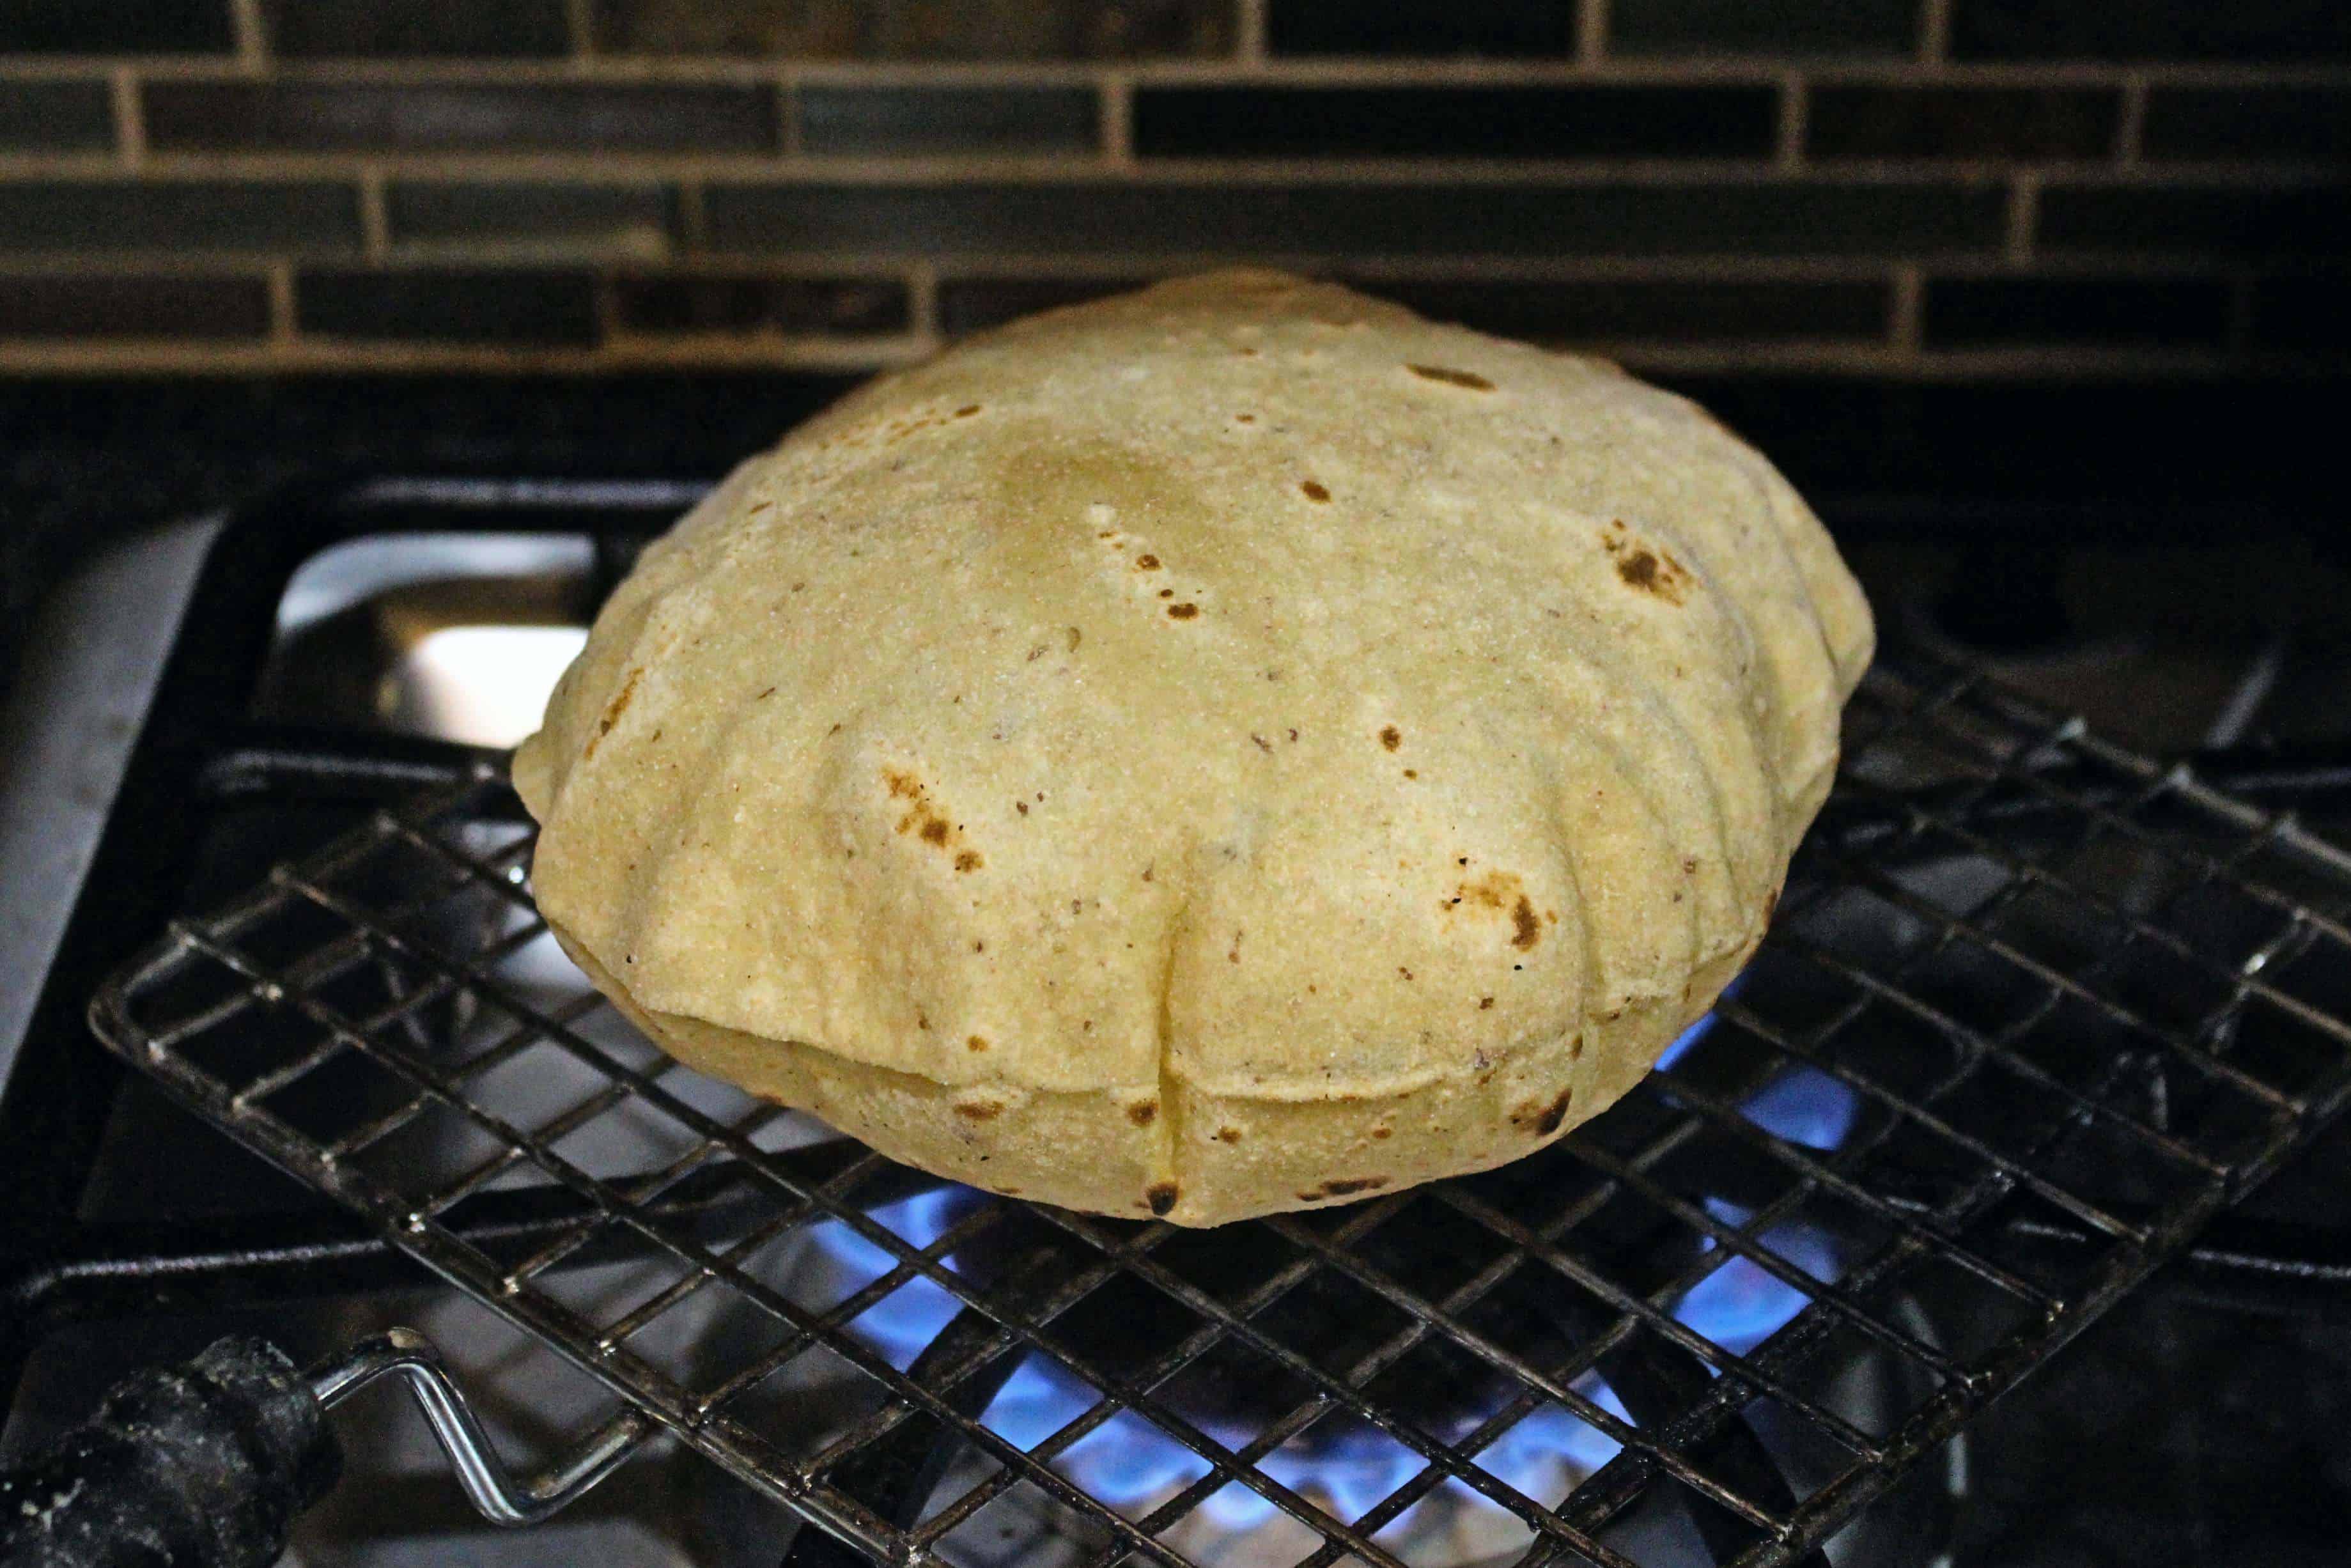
[90,652,2351,1568]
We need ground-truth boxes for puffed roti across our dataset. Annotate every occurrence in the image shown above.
[514,270,1874,1225]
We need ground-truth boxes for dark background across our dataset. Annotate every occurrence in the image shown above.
[4,0,2348,691]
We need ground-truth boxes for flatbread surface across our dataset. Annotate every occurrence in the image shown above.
[515,270,1874,1224]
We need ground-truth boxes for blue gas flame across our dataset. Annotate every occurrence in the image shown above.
[803,1002,1859,1542]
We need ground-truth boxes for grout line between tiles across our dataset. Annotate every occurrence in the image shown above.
[2116,74,2148,164]
[1776,74,1806,168]
[1918,0,1952,63]
[1100,72,1133,166]
[2004,171,2040,265]
[358,166,392,260]
[1237,0,1267,65]
[265,260,297,342]
[227,0,268,69]
[1579,0,1611,64]
[110,67,144,166]
[1890,263,1925,351]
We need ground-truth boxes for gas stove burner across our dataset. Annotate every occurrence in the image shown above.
[13,482,2351,1568]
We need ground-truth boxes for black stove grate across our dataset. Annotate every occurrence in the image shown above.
[85,652,2351,1568]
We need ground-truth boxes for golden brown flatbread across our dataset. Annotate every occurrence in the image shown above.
[515,270,1873,1225]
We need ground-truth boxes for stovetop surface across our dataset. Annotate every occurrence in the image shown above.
[8,476,2351,1567]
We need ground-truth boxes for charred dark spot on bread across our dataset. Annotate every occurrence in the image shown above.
[1127,1099,1158,1126]
[1379,726,1402,751]
[1407,363,1494,391]
[1216,1125,1242,1142]
[1513,1087,1574,1137]
[1601,525,1693,605]
[1167,602,1200,620]
[887,770,981,867]
[1511,896,1541,951]
[966,1034,989,1052]
[1146,1182,1179,1216]
[955,1099,1004,1121]
[1296,1176,1388,1201]
[1301,479,1330,502]
[1135,554,1161,570]
[585,668,644,757]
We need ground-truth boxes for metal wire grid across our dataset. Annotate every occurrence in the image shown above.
[89,651,2351,1568]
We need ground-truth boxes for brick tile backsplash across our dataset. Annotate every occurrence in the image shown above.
[2141,88,2351,164]
[798,86,1099,155]
[704,179,2005,257]
[1923,277,2233,348]
[0,0,233,55]
[2039,183,2351,258]
[1951,1,2351,61]
[1346,277,1891,343]
[1264,1,1574,59]
[589,0,1232,59]
[260,0,573,59]
[1610,0,1916,58]
[144,81,781,154]
[612,273,910,334]
[298,268,601,343]
[0,0,2343,375]
[1133,86,1777,160]
[0,81,117,151]
[0,275,272,338]
[386,181,679,251]
[0,182,365,254]
[1806,88,2120,162]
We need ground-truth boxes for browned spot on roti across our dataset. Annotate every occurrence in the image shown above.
[1135,554,1161,570]
[887,770,979,866]
[1604,531,1693,605]
[954,404,982,417]
[1216,1125,1243,1142]
[1296,1176,1388,1201]
[756,687,776,700]
[1127,1100,1158,1126]
[585,667,644,756]
[954,1099,1003,1121]
[1511,896,1541,951]
[1407,363,1494,391]
[1379,726,1402,751]
[1370,1126,1392,1140]
[1300,479,1330,502]
[1512,1087,1574,1137]
[1167,602,1199,620]
[1146,1183,1179,1216]
[966,1034,989,1052]
[1478,996,1494,1010]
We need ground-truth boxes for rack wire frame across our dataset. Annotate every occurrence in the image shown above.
[89,653,2351,1568]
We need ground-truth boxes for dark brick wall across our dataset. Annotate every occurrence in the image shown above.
[0,0,2342,376]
